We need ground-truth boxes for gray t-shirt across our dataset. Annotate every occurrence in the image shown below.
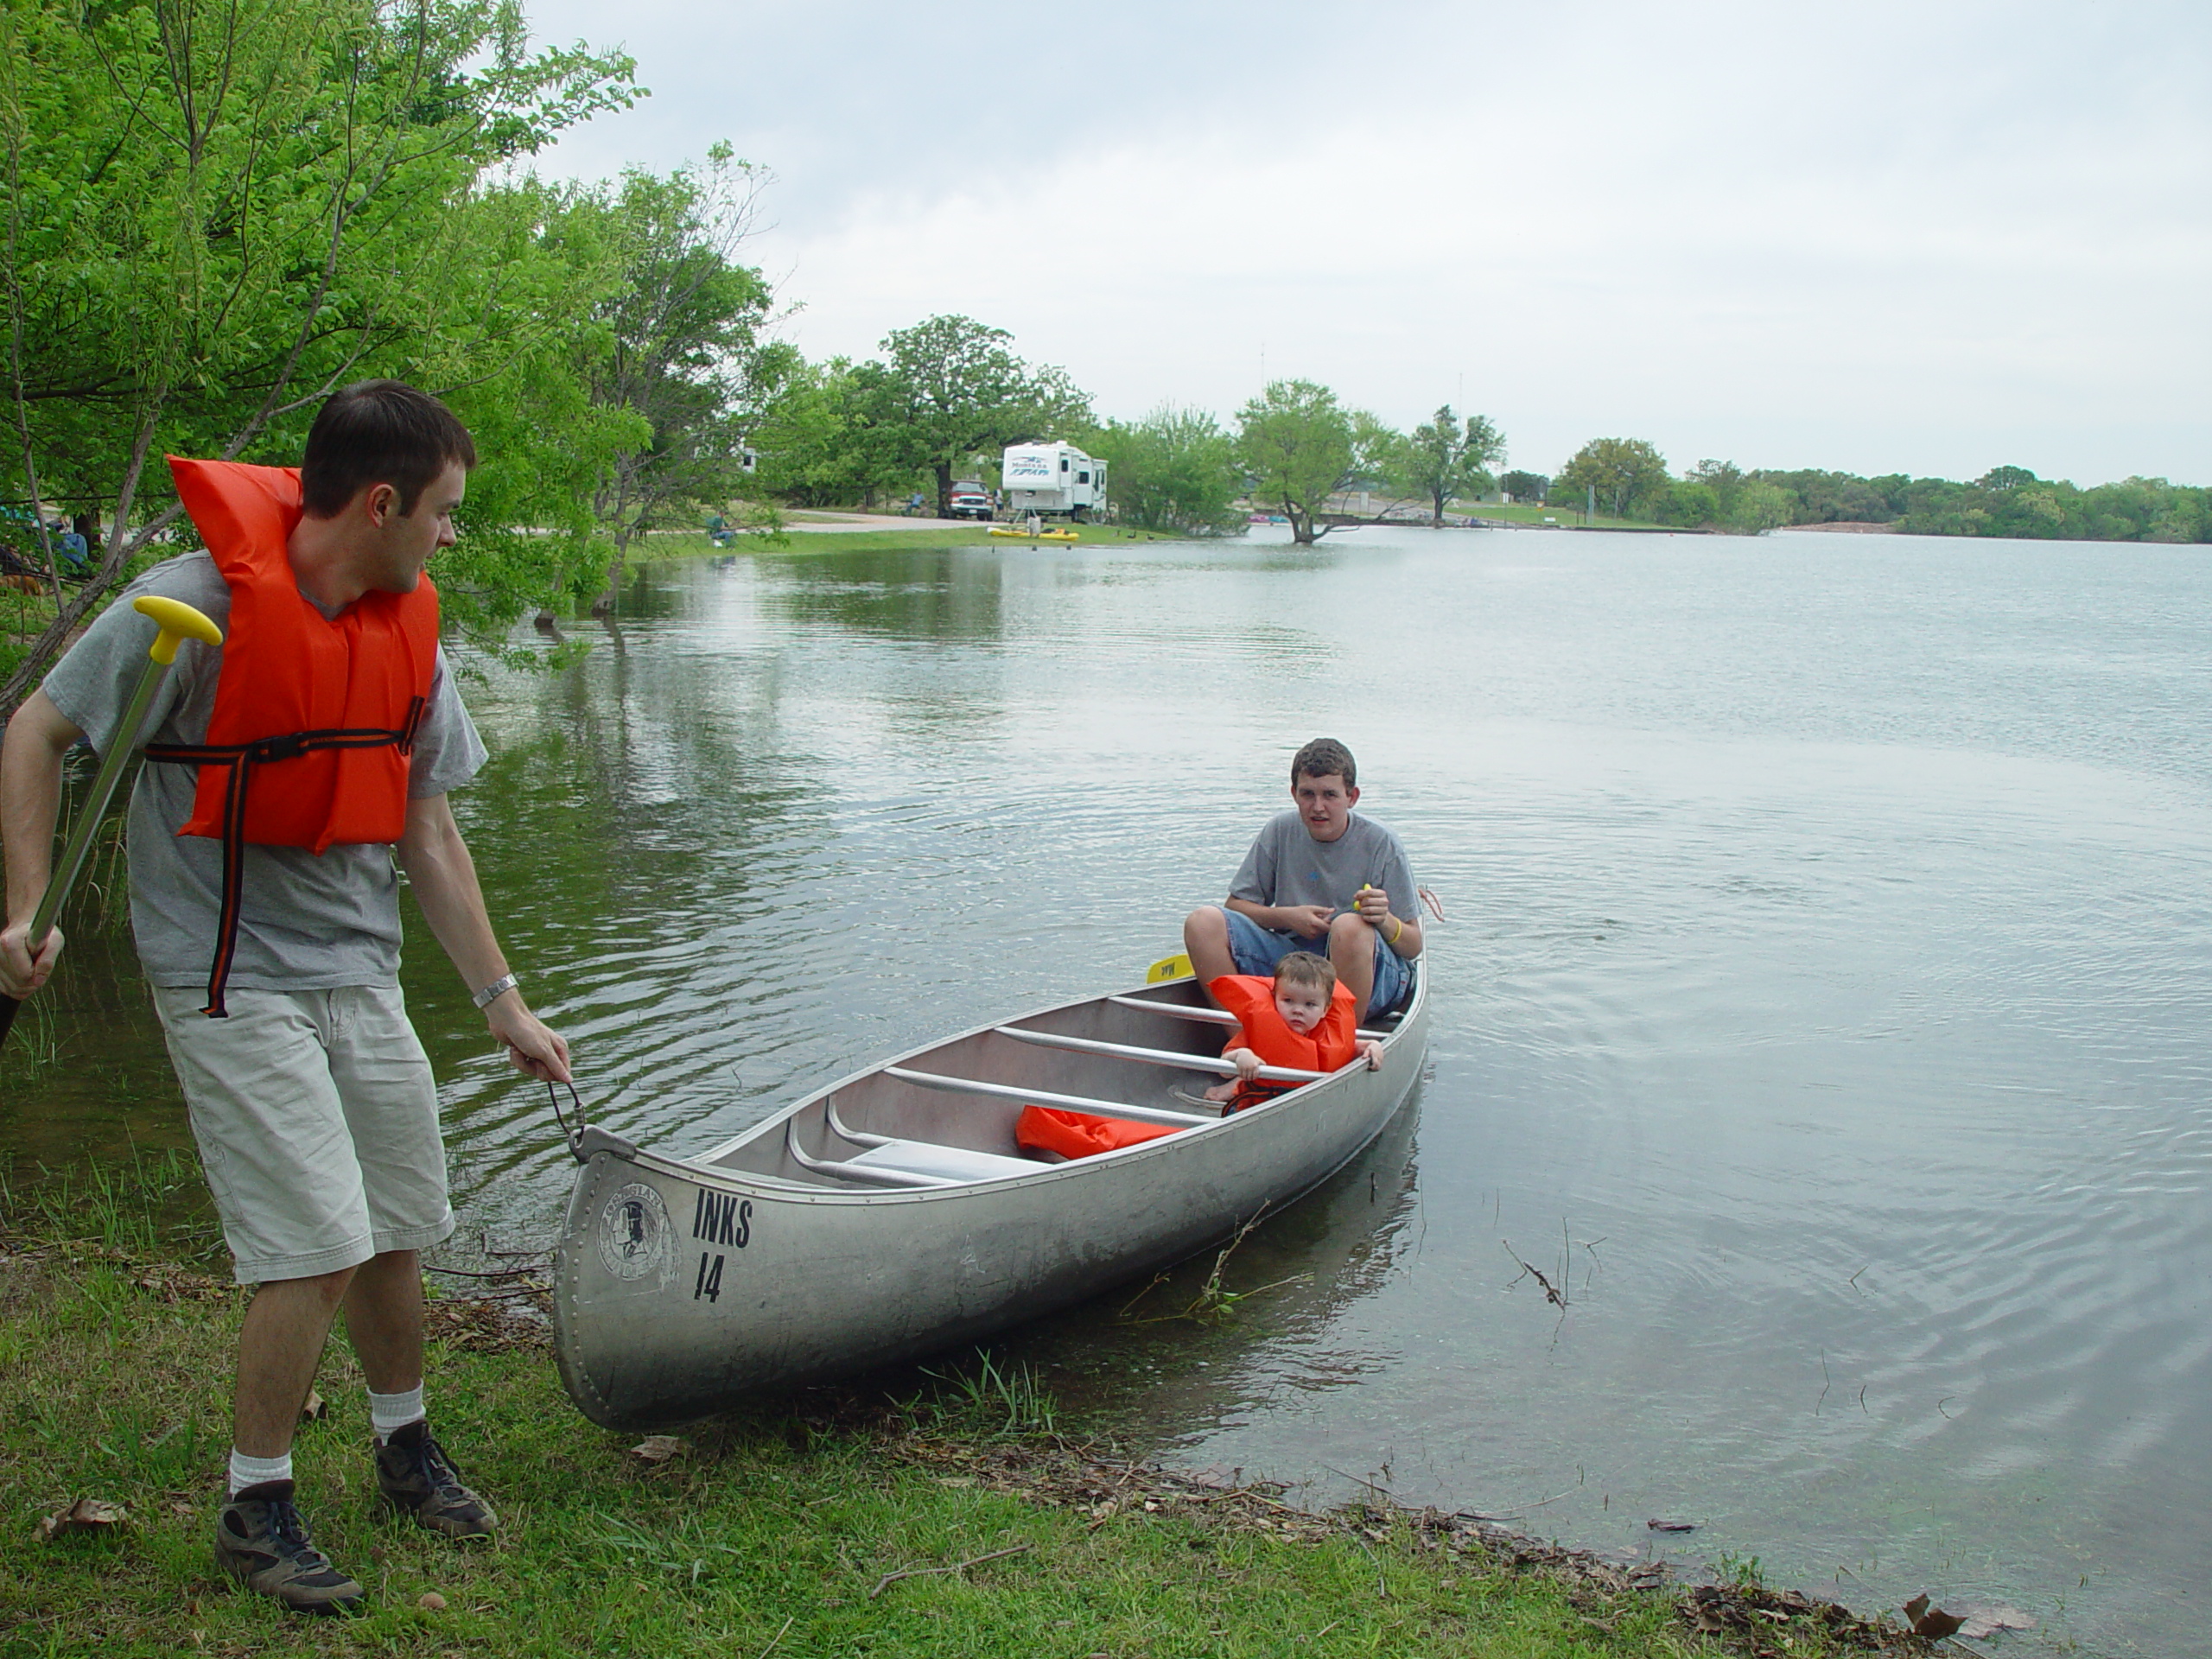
[41,551,486,991]
[1229,810,1420,922]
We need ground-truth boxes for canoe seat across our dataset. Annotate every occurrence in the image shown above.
[843,1140,1040,1184]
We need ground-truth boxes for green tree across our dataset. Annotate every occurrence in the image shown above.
[1234,379,1401,545]
[573,148,778,613]
[1091,406,1242,535]
[1554,438,1671,522]
[877,316,1089,514]
[1402,405,1506,526]
[0,0,637,709]
[1500,469,1548,505]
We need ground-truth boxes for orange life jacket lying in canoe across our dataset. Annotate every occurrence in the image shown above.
[143,456,439,1016]
[1015,1105,1179,1160]
[1207,974,1359,1113]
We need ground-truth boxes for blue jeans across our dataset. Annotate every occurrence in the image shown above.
[1217,906,1414,1020]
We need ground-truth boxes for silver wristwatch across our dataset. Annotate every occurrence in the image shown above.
[471,972,520,1009]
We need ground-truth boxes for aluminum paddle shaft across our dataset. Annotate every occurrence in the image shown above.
[0,596,222,1048]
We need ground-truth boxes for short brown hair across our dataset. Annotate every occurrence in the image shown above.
[1291,737,1356,790]
[1274,951,1337,995]
[300,380,476,519]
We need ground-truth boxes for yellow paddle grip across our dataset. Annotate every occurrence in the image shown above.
[133,595,224,664]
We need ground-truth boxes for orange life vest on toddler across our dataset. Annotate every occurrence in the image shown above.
[143,457,439,1016]
[1206,974,1359,1111]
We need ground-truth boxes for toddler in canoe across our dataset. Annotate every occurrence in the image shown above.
[1205,950,1381,1113]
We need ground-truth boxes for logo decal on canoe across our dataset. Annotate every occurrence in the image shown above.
[596,1183,671,1281]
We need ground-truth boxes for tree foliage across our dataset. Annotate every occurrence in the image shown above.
[1090,406,1242,536]
[875,316,1089,512]
[0,0,639,705]
[569,147,777,610]
[1234,379,1402,545]
[1402,405,1506,525]
[1554,437,1671,522]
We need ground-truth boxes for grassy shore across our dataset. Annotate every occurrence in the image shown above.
[2,1158,1918,1657]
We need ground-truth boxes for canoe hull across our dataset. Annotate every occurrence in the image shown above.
[551,974,1428,1427]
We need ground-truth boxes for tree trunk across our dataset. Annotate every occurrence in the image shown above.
[933,461,954,518]
[592,529,632,616]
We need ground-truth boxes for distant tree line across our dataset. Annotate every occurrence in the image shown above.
[1546,442,2209,543]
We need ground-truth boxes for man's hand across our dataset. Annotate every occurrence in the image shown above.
[1280,903,1334,938]
[1347,887,1390,928]
[0,918,62,1001]
[487,995,572,1084]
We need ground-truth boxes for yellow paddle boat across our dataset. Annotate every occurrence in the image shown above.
[988,524,1079,543]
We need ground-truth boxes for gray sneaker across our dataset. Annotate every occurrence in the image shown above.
[213,1481,365,1614]
[374,1421,497,1539]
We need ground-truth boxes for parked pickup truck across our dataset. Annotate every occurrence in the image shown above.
[947,491,994,520]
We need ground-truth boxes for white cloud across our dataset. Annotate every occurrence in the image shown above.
[523,0,2212,483]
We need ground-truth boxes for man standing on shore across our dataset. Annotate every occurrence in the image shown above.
[0,381,569,1614]
[1183,737,1423,1020]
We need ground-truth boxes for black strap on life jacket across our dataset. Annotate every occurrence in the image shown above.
[143,695,427,1017]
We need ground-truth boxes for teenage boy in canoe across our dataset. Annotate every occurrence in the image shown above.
[0,381,569,1614]
[1182,737,1422,1020]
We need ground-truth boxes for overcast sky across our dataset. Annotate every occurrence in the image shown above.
[519,0,2209,486]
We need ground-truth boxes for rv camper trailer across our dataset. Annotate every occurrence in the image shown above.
[1001,442,1107,520]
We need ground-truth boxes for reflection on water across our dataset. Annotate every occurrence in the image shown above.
[6,527,2210,1656]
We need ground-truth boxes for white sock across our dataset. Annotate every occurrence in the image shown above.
[368,1384,426,1442]
[229,1448,292,1497]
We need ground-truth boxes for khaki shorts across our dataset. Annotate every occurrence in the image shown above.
[153,983,454,1284]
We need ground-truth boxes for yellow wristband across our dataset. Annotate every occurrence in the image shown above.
[1386,916,1404,945]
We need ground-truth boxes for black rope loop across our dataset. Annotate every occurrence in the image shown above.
[546,1076,586,1148]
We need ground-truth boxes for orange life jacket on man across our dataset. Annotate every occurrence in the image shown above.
[143,457,439,1017]
[1206,974,1359,1111]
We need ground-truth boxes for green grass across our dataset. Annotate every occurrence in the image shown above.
[1,1165,1909,1657]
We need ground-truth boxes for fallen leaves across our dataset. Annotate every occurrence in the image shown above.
[1902,1592,1964,1638]
[629,1434,690,1464]
[1647,1518,1699,1533]
[37,1497,128,1541]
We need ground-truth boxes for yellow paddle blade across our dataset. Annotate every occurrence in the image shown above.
[132,594,223,664]
[1145,952,1194,983]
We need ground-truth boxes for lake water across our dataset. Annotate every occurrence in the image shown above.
[9,524,2209,1654]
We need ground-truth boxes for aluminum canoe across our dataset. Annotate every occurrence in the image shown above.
[550,964,1430,1427]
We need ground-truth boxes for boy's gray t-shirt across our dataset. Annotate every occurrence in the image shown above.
[41,550,487,991]
[1229,810,1420,922]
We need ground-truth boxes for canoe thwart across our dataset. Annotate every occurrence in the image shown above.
[1105,994,1390,1043]
[882,1065,1211,1127]
[994,1022,1324,1084]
